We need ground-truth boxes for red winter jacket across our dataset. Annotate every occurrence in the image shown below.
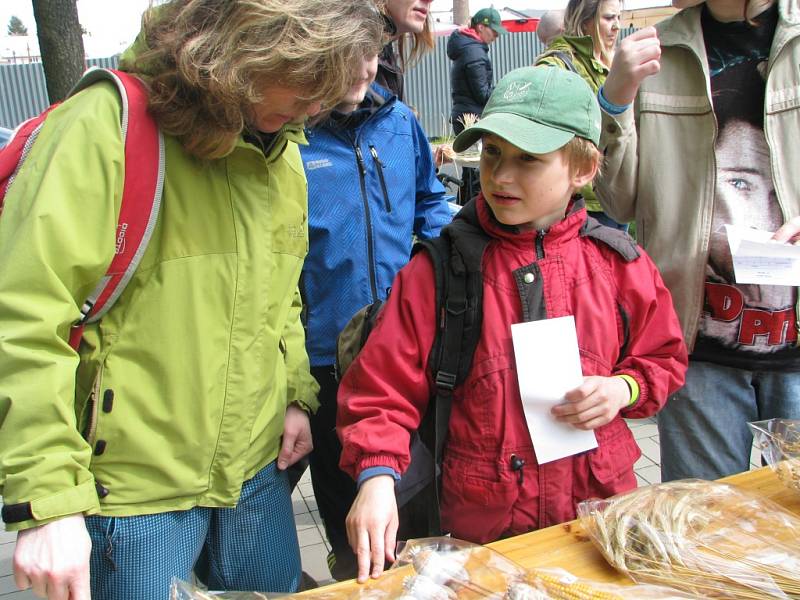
[338,196,687,543]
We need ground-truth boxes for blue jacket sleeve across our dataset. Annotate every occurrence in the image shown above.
[410,114,452,240]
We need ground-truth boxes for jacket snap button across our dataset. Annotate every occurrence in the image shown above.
[94,440,107,456]
[523,272,535,284]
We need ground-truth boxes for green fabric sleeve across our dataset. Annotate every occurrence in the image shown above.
[282,287,320,413]
[0,83,124,526]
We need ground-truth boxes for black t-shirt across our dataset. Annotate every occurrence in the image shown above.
[692,2,799,370]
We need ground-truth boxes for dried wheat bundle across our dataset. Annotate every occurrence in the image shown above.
[457,113,480,131]
[578,480,800,599]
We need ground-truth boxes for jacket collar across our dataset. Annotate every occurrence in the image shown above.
[237,124,304,162]
[466,193,587,249]
[549,34,608,75]
[551,34,595,58]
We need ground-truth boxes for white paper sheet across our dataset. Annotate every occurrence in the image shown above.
[511,316,597,464]
[726,224,800,286]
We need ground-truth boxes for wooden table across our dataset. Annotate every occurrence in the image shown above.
[300,467,799,595]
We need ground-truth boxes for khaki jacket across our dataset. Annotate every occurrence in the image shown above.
[0,82,319,530]
[596,0,800,349]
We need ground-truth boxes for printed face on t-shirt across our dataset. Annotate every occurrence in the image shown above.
[708,118,779,282]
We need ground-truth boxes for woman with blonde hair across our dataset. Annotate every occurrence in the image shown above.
[0,1,384,598]
[536,0,625,229]
[376,0,435,100]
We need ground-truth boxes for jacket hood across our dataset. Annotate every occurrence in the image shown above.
[447,28,486,60]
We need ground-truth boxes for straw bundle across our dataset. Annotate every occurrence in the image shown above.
[578,480,800,599]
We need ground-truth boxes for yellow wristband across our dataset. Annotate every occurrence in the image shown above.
[616,374,640,407]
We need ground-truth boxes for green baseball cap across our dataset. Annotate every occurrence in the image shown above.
[472,8,507,35]
[452,66,601,155]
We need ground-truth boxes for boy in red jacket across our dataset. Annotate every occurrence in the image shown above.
[336,66,688,582]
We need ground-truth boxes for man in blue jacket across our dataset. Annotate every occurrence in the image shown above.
[299,54,451,581]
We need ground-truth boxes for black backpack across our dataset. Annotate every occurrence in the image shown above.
[335,202,490,538]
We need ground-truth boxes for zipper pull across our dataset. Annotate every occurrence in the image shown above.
[369,145,381,165]
[355,146,366,177]
[535,229,547,259]
[510,454,526,485]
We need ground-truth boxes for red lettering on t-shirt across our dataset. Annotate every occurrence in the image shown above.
[739,307,797,345]
[704,282,744,321]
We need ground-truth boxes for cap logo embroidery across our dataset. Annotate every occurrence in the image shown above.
[502,81,532,102]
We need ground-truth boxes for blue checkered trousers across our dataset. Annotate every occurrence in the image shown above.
[85,461,301,599]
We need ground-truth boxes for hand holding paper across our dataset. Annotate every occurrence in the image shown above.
[726,224,800,286]
[552,375,631,430]
[511,316,597,464]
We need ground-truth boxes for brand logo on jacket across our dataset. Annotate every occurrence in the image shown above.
[305,158,333,171]
[115,222,128,255]
[286,224,305,239]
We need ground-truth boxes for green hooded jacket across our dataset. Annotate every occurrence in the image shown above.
[536,34,609,213]
[0,80,319,531]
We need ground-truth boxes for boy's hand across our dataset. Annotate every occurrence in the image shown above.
[552,376,630,430]
[603,27,661,107]
[346,475,398,583]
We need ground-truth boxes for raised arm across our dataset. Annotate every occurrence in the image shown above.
[595,27,661,223]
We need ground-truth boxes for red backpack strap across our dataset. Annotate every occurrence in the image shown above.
[0,106,59,203]
[67,68,164,349]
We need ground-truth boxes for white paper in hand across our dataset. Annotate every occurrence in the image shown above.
[726,224,800,286]
[511,316,597,464]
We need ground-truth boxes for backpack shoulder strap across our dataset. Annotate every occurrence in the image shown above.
[410,201,490,533]
[581,214,640,262]
[540,49,579,74]
[67,68,164,348]
[0,107,59,201]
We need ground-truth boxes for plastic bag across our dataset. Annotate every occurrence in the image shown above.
[577,480,800,599]
[749,419,800,492]
[389,538,695,599]
[391,537,525,598]
[169,578,348,600]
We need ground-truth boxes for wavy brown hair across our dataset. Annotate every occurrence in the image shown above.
[122,0,385,159]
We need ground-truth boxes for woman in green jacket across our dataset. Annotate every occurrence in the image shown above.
[0,1,384,599]
[536,0,626,230]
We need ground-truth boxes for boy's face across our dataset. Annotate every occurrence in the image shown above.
[479,134,579,231]
[336,54,379,114]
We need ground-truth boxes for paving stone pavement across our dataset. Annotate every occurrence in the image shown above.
[0,416,763,597]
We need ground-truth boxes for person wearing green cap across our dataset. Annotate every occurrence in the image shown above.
[335,66,687,583]
[447,7,507,204]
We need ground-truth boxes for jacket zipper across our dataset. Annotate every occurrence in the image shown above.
[535,230,546,259]
[83,366,103,443]
[354,143,379,301]
[369,145,392,213]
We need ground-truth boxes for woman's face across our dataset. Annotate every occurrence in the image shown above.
[709,119,779,280]
[587,0,621,54]
[386,0,433,36]
[251,85,322,133]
